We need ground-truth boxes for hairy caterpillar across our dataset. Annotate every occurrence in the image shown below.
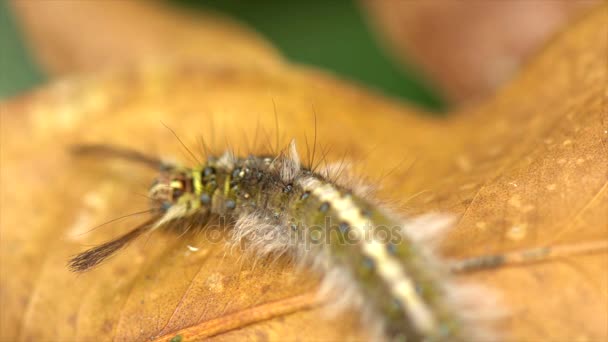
[68,140,607,341]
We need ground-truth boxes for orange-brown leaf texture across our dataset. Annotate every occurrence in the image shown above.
[1,2,606,342]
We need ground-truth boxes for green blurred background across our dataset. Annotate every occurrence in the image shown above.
[0,0,45,99]
[0,0,445,111]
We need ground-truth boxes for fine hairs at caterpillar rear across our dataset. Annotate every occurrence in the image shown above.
[68,137,502,342]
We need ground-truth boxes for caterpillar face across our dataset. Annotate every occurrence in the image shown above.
[149,168,191,210]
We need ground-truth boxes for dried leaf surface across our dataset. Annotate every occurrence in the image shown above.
[1,4,607,342]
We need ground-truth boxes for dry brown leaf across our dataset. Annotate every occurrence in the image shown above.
[1,4,607,342]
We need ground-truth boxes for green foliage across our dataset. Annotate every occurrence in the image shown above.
[175,0,447,111]
[0,0,45,99]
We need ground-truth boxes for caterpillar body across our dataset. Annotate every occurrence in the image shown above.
[69,141,491,342]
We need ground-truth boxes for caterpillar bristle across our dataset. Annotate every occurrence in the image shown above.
[70,144,163,169]
[68,217,157,272]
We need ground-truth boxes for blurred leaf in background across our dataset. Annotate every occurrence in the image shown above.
[0,0,445,110]
[0,0,44,99]
[177,0,446,111]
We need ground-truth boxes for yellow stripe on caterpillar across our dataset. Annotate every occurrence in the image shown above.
[299,176,437,335]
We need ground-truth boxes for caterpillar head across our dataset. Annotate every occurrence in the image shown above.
[149,167,189,211]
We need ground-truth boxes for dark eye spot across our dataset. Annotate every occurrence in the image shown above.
[161,202,171,211]
[172,188,184,199]
[319,202,330,213]
[200,193,211,204]
[438,322,456,338]
[226,200,236,210]
[362,257,375,271]
[339,222,349,234]
[300,191,310,200]
[390,298,403,314]
[387,243,398,255]
[283,183,293,193]
[360,208,372,218]
[203,167,216,177]
[310,230,322,242]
